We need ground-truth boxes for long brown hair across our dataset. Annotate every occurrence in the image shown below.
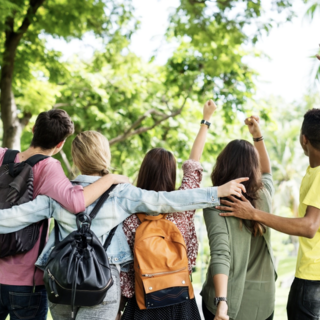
[211,139,265,236]
[137,148,176,192]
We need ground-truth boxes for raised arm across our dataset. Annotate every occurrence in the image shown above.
[245,116,271,174]
[189,99,217,162]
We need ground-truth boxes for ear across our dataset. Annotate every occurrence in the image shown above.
[32,126,35,134]
[56,140,65,149]
[302,134,308,145]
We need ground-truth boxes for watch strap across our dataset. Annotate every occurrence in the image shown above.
[201,119,211,128]
[214,297,227,306]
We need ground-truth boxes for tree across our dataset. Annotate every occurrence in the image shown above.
[1,0,294,158]
[0,0,135,149]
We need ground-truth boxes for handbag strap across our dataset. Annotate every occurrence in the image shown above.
[103,225,117,250]
[54,184,117,246]
[89,184,116,220]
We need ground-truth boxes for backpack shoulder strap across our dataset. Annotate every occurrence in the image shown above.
[89,184,117,220]
[25,155,49,167]
[3,150,19,165]
[103,225,117,250]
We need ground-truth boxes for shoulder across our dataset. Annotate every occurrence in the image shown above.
[0,148,7,165]
[261,173,274,197]
[182,160,203,173]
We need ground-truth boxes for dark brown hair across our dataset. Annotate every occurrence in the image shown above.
[302,108,320,151]
[211,139,265,236]
[31,109,74,150]
[137,148,176,192]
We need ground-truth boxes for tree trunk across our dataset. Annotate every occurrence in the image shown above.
[0,0,45,149]
[0,30,23,149]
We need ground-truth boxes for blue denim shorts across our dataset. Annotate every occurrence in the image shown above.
[49,265,121,320]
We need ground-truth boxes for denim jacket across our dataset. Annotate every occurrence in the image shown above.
[0,175,220,271]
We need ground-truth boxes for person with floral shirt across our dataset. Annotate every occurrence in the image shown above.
[120,100,219,320]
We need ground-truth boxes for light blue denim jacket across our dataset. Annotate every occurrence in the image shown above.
[0,175,220,271]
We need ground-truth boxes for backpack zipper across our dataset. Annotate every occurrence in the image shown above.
[47,269,113,293]
[142,267,186,278]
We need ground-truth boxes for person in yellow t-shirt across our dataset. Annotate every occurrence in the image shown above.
[216,108,320,320]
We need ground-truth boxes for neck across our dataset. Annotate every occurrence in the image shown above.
[19,146,55,161]
[308,149,320,168]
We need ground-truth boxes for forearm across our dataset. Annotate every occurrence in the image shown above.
[251,208,315,238]
[0,196,52,233]
[189,125,209,162]
[213,274,228,297]
[253,140,271,174]
[119,185,220,215]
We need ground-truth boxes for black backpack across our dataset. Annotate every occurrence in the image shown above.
[0,149,49,260]
[43,185,117,319]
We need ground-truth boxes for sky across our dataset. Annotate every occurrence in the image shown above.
[46,0,320,104]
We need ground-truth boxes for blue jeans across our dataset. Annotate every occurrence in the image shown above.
[0,284,48,320]
[287,277,320,320]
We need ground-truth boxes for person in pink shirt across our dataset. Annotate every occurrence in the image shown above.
[0,109,128,320]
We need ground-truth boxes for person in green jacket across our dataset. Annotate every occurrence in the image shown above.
[201,116,276,320]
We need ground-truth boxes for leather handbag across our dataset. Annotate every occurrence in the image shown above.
[43,185,117,319]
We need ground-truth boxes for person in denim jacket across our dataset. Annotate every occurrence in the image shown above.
[0,130,247,320]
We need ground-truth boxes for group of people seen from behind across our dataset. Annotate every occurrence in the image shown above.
[0,100,319,320]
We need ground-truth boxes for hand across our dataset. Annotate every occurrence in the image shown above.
[216,195,255,220]
[244,115,262,138]
[317,55,320,61]
[110,174,131,184]
[203,99,217,120]
[214,301,229,320]
[217,178,249,198]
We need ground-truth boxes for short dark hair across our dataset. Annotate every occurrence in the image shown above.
[31,109,74,150]
[137,148,176,192]
[302,109,320,151]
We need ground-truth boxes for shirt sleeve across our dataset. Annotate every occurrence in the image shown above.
[0,196,52,233]
[180,160,203,191]
[261,173,275,198]
[204,207,231,276]
[303,172,320,209]
[36,160,85,213]
[116,184,219,216]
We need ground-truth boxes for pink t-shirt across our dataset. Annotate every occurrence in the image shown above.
[0,148,85,286]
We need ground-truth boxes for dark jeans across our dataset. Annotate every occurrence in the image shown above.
[287,277,320,320]
[202,300,274,320]
[0,284,48,320]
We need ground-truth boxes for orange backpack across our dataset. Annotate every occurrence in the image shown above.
[134,213,194,310]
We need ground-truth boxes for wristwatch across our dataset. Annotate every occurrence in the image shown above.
[214,297,227,306]
[200,119,211,128]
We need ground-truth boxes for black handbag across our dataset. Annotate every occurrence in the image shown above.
[43,185,117,319]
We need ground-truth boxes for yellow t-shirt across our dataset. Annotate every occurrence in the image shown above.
[295,166,320,280]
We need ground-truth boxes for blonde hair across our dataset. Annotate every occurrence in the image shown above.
[72,131,111,176]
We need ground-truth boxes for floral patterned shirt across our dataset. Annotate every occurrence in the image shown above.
[120,159,203,298]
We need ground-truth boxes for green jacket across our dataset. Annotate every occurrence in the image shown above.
[201,174,276,320]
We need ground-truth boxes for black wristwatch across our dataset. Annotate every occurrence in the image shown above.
[214,297,227,306]
[200,119,211,128]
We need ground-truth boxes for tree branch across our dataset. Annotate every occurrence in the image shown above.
[59,149,74,179]
[109,93,191,146]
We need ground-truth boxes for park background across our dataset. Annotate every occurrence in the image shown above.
[1,0,320,319]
